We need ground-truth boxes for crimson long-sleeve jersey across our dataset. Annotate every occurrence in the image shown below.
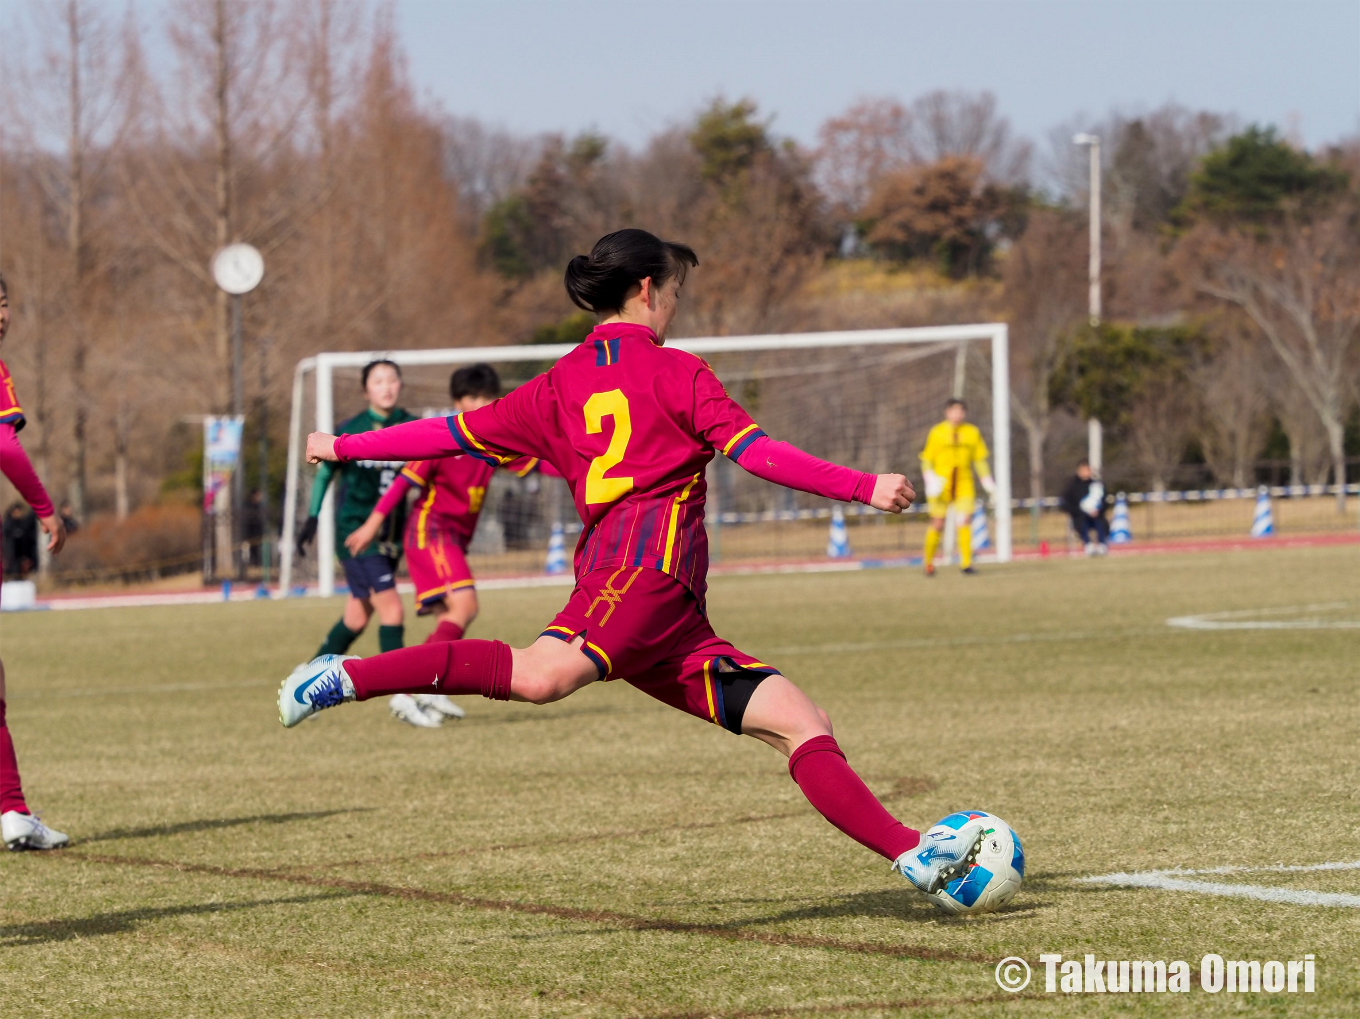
[0,359,54,518]
[334,323,878,600]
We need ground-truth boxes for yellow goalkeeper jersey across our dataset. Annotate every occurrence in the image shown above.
[920,421,991,501]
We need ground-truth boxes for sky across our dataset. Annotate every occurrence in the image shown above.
[12,0,1358,152]
[391,0,1359,150]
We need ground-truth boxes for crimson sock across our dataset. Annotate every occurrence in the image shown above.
[788,735,919,861]
[343,639,511,701]
[0,700,30,815]
[424,620,465,644]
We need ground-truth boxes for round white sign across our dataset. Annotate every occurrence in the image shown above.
[211,243,265,295]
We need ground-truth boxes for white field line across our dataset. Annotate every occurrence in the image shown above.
[1166,602,1360,630]
[1082,861,1360,908]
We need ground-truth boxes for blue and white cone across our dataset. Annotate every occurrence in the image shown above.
[1110,494,1132,544]
[544,521,568,574]
[970,503,990,552]
[827,505,851,558]
[1251,486,1274,538]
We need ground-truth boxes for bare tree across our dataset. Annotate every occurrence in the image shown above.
[814,97,912,215]
[1190,313,1272,488]
[1192,203,1360,511]
[1002,209,1088,500]
[904,90,1031,185]
[9,0,129,517]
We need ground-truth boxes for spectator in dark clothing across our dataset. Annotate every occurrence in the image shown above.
[1059,460,1110,556]
[243,489,265,567]
[2,502,38,578]
[58,500,79,535]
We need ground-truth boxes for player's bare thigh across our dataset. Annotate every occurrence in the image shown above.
[740,675,833,757]
[509,635,598,704]
[0,656,6,700]
[428,587,478,629]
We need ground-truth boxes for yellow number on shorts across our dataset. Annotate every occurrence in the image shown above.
[583,390,634,505]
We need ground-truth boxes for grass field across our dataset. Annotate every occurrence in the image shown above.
[2,545,1358,1017]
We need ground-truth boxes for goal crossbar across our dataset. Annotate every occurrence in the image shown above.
[280,323,1011,595]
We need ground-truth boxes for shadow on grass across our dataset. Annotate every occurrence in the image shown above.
[0,891,358,947]
[81,808,371,844]
[734,888,1051,927]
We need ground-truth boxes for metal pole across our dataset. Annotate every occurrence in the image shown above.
[315,356,336,598]
[991,325,1012,564]
[278,359,311,594]
[231,293,245,577]
[1085,137,1103,475]
[257,334,271,587]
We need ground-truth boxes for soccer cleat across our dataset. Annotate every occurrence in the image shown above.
[1084,542,1096,557]
[924,562,936,577]
[960,566,977,576]
[892,820,985,894]
[389,693,442,728]
[279,655,358,728]
[413,693,465,720]
[2,811,69,851]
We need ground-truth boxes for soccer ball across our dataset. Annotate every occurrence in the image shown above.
[924,810,1024,915]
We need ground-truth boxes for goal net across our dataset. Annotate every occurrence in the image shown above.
[280,325,1012,596]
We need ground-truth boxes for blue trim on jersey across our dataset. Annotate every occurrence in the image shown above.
[593,337,622,366]
[727,428,766,460]
[579,643,609,680]
[446,415,501,466]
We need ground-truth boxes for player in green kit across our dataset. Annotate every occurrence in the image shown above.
[296,360,421,668]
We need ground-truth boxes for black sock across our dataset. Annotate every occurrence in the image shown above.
[317,619,362,657]
[378,624,405,653]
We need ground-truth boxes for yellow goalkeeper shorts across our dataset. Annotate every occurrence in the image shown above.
[927,495,975,520]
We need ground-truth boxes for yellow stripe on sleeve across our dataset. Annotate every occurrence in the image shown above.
[722,423,759,456]
[456,415,510,465]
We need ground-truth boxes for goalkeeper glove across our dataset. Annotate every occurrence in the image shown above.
[297,515,319,552]
[923,470,945,500]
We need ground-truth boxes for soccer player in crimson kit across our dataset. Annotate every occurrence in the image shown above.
[345,362,551,727]
[0,275,70,850]
[281,230,984,894]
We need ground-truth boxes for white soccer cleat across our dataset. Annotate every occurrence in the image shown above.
[413,693,465,720]
[279,655,358,728]
[892,820,985,895]
[2,811,69,851]
[389,693,442,728]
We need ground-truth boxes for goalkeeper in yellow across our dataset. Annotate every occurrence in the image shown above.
[919,399,996,576]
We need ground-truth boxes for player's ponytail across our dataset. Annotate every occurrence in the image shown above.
[564,229,698,314]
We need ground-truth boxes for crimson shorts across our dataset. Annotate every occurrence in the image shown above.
[405,532,474,615]
[540,566,780,733]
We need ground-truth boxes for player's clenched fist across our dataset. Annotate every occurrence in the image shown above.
[869,473,914,513]
[306,432,340,464]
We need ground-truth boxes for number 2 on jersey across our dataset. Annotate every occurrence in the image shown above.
[583,390,634,505]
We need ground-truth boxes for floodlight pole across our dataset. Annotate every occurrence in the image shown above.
[1073,133,1103,474]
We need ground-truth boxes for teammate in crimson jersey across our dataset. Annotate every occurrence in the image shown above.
[345,363,550,726]
[281,230,984,894]
[0,275,70,851]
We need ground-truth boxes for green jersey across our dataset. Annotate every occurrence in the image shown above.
[308,406,418,560]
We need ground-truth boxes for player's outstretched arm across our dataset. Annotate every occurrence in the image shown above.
[730,435,914,513]
[309,416,463,466]
[0,423,64,553]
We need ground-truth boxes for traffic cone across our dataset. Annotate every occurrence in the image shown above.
[1110,494,1132,544]
[826,505,851,558]
[544,521,568,574]
[970,502,990,551]
[1250,486,1274,537]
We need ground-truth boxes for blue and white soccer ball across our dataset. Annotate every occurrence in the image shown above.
[924,810,1024,915]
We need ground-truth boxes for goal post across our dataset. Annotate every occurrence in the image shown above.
[280,323,1011,596]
